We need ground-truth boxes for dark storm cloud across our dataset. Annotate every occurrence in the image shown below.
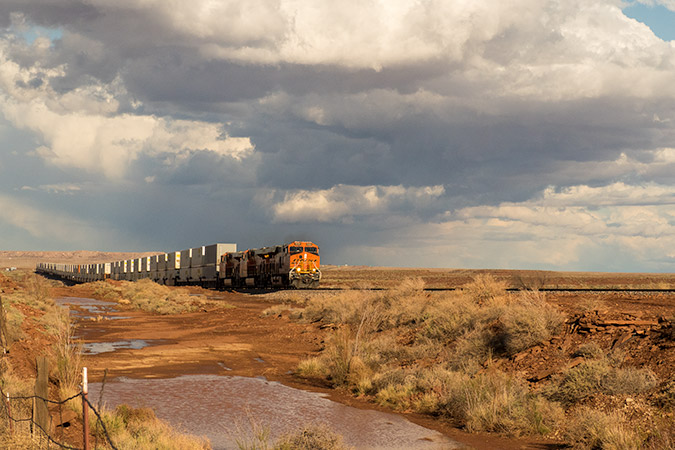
[3,0,675,270]
[2,0,665,200]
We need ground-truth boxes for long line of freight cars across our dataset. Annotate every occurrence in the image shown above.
[35,240,322,289]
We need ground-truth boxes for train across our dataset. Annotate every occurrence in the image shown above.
[35,240,321,289]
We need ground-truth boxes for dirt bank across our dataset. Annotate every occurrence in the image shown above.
[7,267,674,449]
[53,282,577,449]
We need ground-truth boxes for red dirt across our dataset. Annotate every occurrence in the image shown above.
[5,265,675,449]
[55,283,566,450]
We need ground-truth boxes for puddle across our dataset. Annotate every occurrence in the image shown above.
[83,340,154,355]
[90,375,459,450]
[55,297,129,320]
[57,297,156,354]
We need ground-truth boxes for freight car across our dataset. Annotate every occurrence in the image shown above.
[35,241,321,289]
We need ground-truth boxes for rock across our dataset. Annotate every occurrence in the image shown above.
[567,357,585,369]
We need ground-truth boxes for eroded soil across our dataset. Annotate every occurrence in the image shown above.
[4,265,675,449]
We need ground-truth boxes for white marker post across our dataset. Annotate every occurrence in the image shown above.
[82,367,89,450]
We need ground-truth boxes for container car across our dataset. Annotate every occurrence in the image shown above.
[35,241,321,289]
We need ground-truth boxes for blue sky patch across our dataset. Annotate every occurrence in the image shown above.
[623,3,675,41]
[21,26,63,44]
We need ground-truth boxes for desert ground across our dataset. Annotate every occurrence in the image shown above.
[1,252,674,449]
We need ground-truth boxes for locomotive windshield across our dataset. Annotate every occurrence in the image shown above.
[305,246,319,254]
[290,246,303,254]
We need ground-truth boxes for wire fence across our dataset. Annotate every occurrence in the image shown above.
[0,372,118,450]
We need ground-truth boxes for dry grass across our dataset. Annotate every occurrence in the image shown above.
[90,279,232,315]
[51,312,83,402]
[462,274,509,304]
[364,366,564,436]
[291,274,672,443]
[546,355,658,405]
[294,276,567,437]
[231,414,346,450]
[96,404,210,450]
[565,407,641,449]
[0,365,33,443]
[1,301,26,344]
[443,371,564,436]
[274,424,347,450]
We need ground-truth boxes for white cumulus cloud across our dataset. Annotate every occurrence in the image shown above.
[0,40,254,178]
[270,184,445,223]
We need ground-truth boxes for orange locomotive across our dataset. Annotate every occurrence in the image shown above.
[220,241,321,289]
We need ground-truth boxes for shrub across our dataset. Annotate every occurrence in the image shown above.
[375,383,415,410]
[90,279,228,315]
[602,366,658,396]
[420,293,480,341]
[51,313,83,400]
[260,304,303,318]
[462,274,509,304]
[366,367,563,436]
[323,328,354,386]
[654,377,675,410]
[303,290,376,326]
[440,371,563,436]
[547,358,658,405]
[565,407,641,449]
[1,301,25,344]
[573,342,605,359]
[448,290,563,365]
[295,357,327,379]
[274,424,346,450]
[295,276,566,437]
[498,292,563,355]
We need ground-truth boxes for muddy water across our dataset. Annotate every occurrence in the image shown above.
[61,296,460,449]
[82,339,153,355]
[90,375,459,449]
[55,297,130,321]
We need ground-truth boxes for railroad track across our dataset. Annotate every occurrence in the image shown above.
[306,287,675,293]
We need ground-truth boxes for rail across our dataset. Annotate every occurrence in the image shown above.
[308,287,675,293]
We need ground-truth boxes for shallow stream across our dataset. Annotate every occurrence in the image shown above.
[90,375,458,449]
[58,296,460,449]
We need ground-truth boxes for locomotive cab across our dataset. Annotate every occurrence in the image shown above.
[287,241,321,288]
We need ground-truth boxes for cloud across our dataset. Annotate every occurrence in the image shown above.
[0,41,254,178]
[20,182,81,193]
[324,181,675,270]
[630,1,675,11]
[268,184,445,223]
[418,182,675,268]
[0,193,107,244]
[1,1,675,271]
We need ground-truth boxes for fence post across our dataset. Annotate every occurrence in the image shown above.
[0,296,9,352]
[82,367,90,450]
[5,392,12,436]
[34,356,49,438]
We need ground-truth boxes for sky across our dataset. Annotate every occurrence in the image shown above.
[1,1,675,272]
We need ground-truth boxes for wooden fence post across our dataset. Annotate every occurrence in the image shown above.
[82,367,90,450]
[0,296,9,353]
[34,356,49,438]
